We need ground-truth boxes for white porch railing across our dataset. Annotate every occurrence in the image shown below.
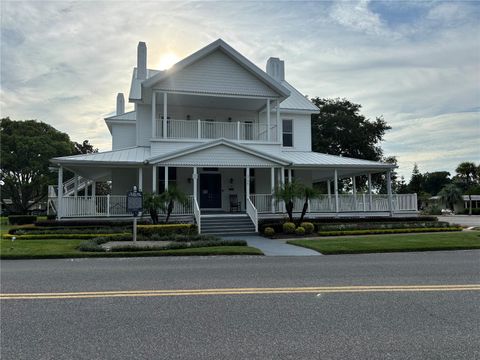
[156,119,278,142]
[193,197,201,234]
[246,197,258,232]
[250,194,418,213]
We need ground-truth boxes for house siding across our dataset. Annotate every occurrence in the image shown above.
[112,124,136,150]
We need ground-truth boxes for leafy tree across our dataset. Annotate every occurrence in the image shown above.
[73,140,98,155]
[159,186,188,223]
[438,184,463,211]
[298,185,320,224]
[0,118,74,214]
[408,163,424,194]
[274,181,303,222]
[455,162,478,215]
[422,171,451,196]
[311,98,391,161]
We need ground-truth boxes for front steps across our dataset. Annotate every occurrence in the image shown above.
[200,214,256,235]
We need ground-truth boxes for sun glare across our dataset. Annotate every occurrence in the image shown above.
[158,53,180,70]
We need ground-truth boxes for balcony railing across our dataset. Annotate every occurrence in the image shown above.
[155,119,278,142]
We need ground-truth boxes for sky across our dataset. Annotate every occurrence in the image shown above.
[1,0,479,180]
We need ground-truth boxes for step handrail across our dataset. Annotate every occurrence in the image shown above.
[246,196,258,233]
[193,197,201,234]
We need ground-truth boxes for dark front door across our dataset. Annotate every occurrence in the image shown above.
[200,173,222,208]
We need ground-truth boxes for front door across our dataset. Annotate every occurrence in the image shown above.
[200,173,222,209]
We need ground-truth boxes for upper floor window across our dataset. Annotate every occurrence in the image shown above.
[282,119,293,147]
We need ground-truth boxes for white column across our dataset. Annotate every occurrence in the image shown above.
[193,167,198,202]
[57,166,63,219]
[352,176,357,211]
[163,92,168,139]
[368,173,373,211]
[327,179,332,211]
[281,167,286,212]
[271,167,275,213]
[237,121,241,140]
[92,181,96,197]
[164,166,169,192]
[387,170,393,216]
[246,167,250,199]
[266,99,271,141]
[138,167,143,191]
[334,169,339,213]
[276,99,280,142]
[288,168,292,183]
[152,166,157,194]
[152,91,157,137]
[84,181,88,198]
[73,174,78,198]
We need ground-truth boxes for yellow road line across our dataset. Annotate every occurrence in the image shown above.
[1,284,479,300]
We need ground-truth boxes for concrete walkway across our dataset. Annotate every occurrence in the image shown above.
[222,235,321,256]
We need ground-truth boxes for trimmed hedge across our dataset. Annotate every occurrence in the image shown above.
[461,208,480,215]
[315,221,451,232]
[300,222,314,234]
[8,215,37,225]
[2,233,129,240]
[264,227,275,237]
[137,224,197,236]
[9,226,129,235]
[316,227,462,237]
[34,219,151,227]
[282,222,296,234]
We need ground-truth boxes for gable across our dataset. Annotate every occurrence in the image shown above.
[152,50,280,98]
[156,143,283,167]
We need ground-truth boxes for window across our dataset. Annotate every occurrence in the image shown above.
[282,119,293,147]
[158,167,177,193]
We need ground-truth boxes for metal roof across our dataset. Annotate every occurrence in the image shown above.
[279,151,395,169]
[279,81,319,113]
[51,147,150,166]
[104,110,136,121]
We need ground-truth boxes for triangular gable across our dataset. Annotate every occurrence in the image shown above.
[148,139,290,167]
[143,39,290,98]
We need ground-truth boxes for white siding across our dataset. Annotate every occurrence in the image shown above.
[136,104,152,146]
[112,124,136,150]
[281,113,311,151]
[153,51,279,97]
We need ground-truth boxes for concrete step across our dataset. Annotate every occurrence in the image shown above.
[200,215,256,235]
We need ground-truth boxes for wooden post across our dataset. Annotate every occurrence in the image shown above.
[164,166,169,192]
[334,169,339,213]
[152,166,157,194]
[387,170,393,216]
[327,179,331,211]
[74,174,78,198]
[352,176,357,211]
[237,121,241,140]
[368,173,373,211]
[138,167,143,191]
[246,167,250,200]
[197,119,201,139]
[193,167,198,203]
[271,167,275,213]
[57,166,63,219]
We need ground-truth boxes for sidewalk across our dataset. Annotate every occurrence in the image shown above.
[222,235,321,256]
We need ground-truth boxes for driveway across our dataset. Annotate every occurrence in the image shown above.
[222,235,320,256]
[438,215,480,227]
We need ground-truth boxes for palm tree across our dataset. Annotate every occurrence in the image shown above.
[143,192,163,224]
[298,186,320,224]
[455,162,478,215]
[438,184,463,212]
[274,181,303,222]
[159,186,188,223]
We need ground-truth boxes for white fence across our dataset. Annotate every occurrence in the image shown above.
[156,119,277,142]
[250,193,417,214]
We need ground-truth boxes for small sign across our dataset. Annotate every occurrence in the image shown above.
[126,188,143,216]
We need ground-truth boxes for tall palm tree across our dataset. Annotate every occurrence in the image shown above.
[298,186,320,224]
[159,186,188,223]
[438,184,463,212]
[274,181,303,222]
[455,162,478,215]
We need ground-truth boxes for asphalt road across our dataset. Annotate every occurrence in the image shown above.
[437,215,480,227]
[1,251,479,360]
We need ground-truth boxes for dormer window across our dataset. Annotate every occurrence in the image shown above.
[282,119,293,147]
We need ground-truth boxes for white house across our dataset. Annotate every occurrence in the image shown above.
[49,39,417,233]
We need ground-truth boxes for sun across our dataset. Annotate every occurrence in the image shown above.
[158,52,180,70]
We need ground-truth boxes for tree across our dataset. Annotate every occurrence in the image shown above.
[408,163,424,194]
[159,186,188,223]
[0,118,74,214]
[438,184,463,211]
[298,185,320,224]
[143,192,162,224]
[274,181,303,222]
[311,98,391,161]
[455,162,478,215]
[422,171,451,196]
[73,140,98,155]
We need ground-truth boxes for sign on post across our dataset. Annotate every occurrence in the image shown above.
[127,186,143,242]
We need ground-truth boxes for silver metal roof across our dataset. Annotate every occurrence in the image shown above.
[279,81,319,113]
[51,147,150,166]
[279,151,394,169]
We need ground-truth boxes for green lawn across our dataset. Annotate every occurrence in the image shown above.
[0,239,263,259]
[287,232,480,255]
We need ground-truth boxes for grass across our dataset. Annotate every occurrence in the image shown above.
[287,232,480,255]
[0,239,263,259]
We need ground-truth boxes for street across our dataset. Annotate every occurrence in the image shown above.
[1,251,479,359]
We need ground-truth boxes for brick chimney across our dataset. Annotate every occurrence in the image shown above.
[266,57,285,82]
[137,41,147,80]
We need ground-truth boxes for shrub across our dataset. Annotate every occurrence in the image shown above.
[421,205,442,215]
[264,227,275,237]
[34,219,150,227]
[8,215,37,225]
[300,222,314,234]
[137,224,197,236]
[46,214,56,220]
[295,226,305,235]
[282,222,296,234]
[461,208,480,215]
[315,221,450,232]
[317,227,462,236]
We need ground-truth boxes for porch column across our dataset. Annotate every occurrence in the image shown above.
[152,91,156,137]
[91,181,96,216]
[193,167,198,203]
[84,182,88,198]
[352,176,357,211]
[152,166,157,194]
[73,174,78,198]
[288,168,292,183]
[386,170,394,216]
[276,100,280,142]
[246,167,250,199]
[271,167,275,213]
[163,92,168,139]
[138,167,143,191]
[266,99,271,141]
[164,166,169,192]
[92,181,96,197]
[334,169,339,213]
[281,167,285,212]
[368,173,373,211]
[57,166,63,219]
[327,180,332,210]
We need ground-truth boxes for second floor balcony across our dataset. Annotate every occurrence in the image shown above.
[154,118,278,142]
